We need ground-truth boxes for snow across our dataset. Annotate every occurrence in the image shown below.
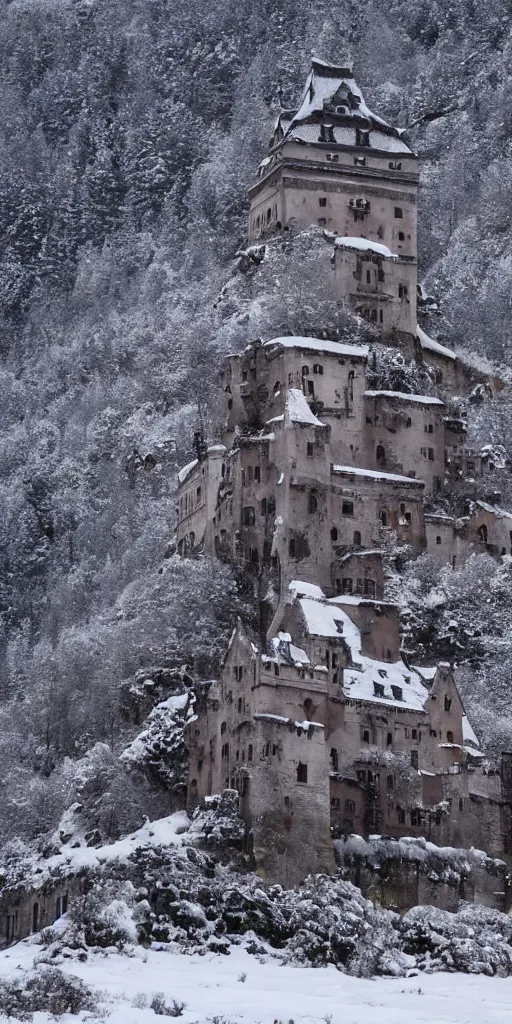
[263,336,369,358]
[269,632,310,665]
[462,713,480,748]
[34,811,190,882]
[335,237,397,258]
[332,464,424,485]
[286,388,325,425]
[289,60,406,143]
[286,122,411,153]
[207,444,227,454]
[476,500,512,521]
[289,579,325,599]
[177,459,198,484]
[298,592,431,712]
[364,390,444,405]
[416,324,456,361]
[1,939,512,1024]
[265,413,284,424]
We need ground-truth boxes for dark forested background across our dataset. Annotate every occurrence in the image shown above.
[2,0,512,852]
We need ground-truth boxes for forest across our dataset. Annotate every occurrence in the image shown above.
[1,0,512,856]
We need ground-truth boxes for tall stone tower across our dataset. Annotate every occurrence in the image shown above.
[248,59,420,336]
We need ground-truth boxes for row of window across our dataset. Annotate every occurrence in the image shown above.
[179,485,202,517]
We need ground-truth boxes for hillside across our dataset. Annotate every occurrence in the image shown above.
[1,0,512,862]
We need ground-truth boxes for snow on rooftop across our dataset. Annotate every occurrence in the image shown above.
[289,580,325,599]
[286,388,325,426]
[335,237,397,258]
[332,464,424,485]
[270,632,310,666]
[297,592,430,712]
[364,390,444,406]
[285,123,412,153]
[289,60,403,141]
[462,714,480,749]
[177,458,198,484]
[417,324,456,361]
[476,500,512,521]
[263,336,368,358]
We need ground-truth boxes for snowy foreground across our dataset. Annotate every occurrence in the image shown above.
[0,939,511,1024]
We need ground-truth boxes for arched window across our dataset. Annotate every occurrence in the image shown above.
[447,731,454,743]
[353,530,361,546]
[308,493,318,513]
[302,365,309,376]
[348,370,354,402]
[478,524,488,543]
[32,903,39,934]
[436,535,442,545]
[376,444,386,464]
[273,380,281,393]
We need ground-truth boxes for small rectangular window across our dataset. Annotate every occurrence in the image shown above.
[297,762,308,783]
[428,448,434,461]
[307,442,314,457]
[342,500,354,516]
[394,206,403,218]
[319,197,327,207]
[410,749,418,769]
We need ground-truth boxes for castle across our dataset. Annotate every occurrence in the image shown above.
[177,60,512,886]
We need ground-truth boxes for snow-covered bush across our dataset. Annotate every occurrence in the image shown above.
[0,966,98,1020]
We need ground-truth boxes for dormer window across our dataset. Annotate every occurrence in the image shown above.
[356,128,370,147]
[389,161,402,170]
[354,156,366,167]
[373,682,385,697]
[391,685,403,701]
[319,123,335,143]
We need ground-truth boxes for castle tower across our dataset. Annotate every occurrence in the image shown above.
[248,59,419,337]
[248,59,419,253]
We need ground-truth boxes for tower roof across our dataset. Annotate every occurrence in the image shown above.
[277,58,412,156]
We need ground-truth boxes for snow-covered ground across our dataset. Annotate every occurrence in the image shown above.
[0,938,511,1024]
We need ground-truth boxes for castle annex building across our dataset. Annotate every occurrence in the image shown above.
[176,60,512,886]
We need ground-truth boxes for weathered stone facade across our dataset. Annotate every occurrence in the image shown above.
[178,59,512,886]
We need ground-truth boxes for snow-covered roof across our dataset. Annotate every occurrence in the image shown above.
[416,325,456,361]
[284,122,412,153]
[364,390,444,406]
[264,336,368,359]
[289,580,324,600]
[286,388,325,426]
[270,632,310,666]
[332,464,424,486]
[296,588,430,712]
[178,459,199,485]
[462,714,480,749]
[335,237,397,258]
[476,501,512,521]
[287,59,410,151]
